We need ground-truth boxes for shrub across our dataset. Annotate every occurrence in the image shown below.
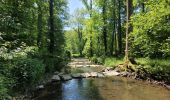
[97,56,106,64]
[91,56,98,63]
[42,54,65,72]
[0,75,13,100]
[136,58,170,83]
[65,50,71,61]
[11,58,45,88]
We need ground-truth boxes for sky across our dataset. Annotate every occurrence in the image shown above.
[68,0,84,14]
[65,0,84,30]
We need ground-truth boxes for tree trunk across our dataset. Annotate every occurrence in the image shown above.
[118,0,122,55]
[141,0,145,12]
[110,0,116,56]
[49,0,55,53]
[125,0,133,61]
[103,0,107,55]
[77,25,83,56]
[37,3,43,49]
[89,0,93,57]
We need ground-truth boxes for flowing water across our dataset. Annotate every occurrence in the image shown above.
[33,76,170,100]
[33,58,170,100]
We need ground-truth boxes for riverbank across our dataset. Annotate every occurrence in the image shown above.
[17,57,170,99]
[30,58,170,100]
[92,57,170,90]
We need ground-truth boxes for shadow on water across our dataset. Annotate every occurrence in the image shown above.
[33,77,170,100]
[33,82,63,100]
[34,79,103,100]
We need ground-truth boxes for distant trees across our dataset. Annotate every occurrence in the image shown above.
[66,0,126,57]
[80,0,94,57]
[71,9,87,56]
[65,0,170,59]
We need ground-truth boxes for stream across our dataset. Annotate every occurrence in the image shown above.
[33,58,170,100]
[33,76,170,100]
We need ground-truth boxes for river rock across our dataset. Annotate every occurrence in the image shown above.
[165,85,170,90]
[103,71,120,76]
[60,74,72,81]
[54,71,60,75]
[58,72,64,76]
[51,75,60,82]
[36,85,44,90]
[97,73,105,78]
[81,73,91,78]
[120,71,131,77]
[90,72,98,77]
[101,67,114,72]
[72,73,82,78]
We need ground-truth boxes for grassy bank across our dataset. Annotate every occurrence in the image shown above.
[136,58,170,67]
[104,57,124,68]
[101,57,170,84]
[102,57,170,68]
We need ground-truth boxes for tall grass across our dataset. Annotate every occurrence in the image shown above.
[136,58,170,67]
[104,57,124,67]
[103,57,170,67]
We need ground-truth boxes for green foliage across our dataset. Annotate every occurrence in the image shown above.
[104,57,124,67]
[0,0,68,98]
[66,0,125,57]
[136,58,170,82]
[0,0,37,47]
[130,0,170,58]
[0,63,14,99]
[65,30,80,54]
[136,58,170,67]
[43,55,64,72]
[11,58,45,88]
[65,50,71,61]
[72,53,81,58]
[146,65,170,82]
[91,56,98,63]
[0,75,10,99]
[82,39,92,57]
[90,55,105,64]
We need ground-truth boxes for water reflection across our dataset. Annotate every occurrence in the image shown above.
[62,79,103,100]
[34,77,170,100]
